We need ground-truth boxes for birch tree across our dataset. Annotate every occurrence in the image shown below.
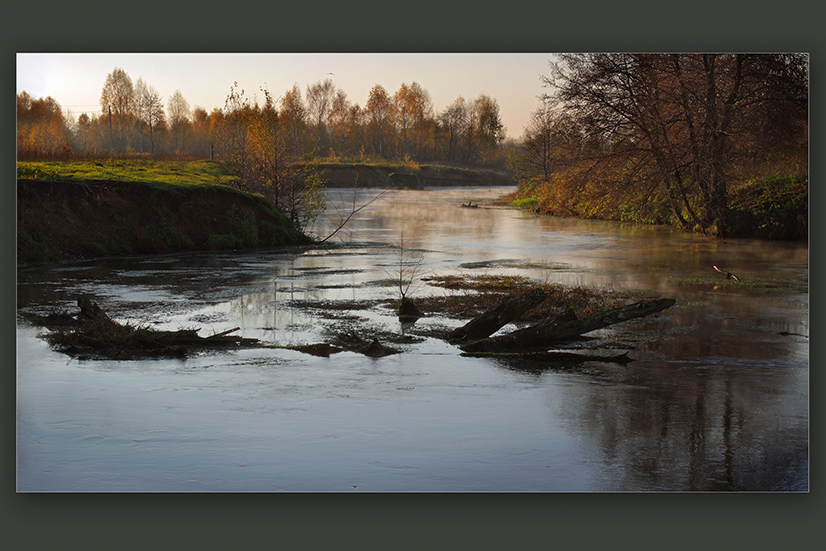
[100,67,135,153]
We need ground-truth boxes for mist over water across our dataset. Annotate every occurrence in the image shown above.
[17,187,808,491]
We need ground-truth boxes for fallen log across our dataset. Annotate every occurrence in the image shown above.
[460,297,676,354]
[42,299,259,359]
[448,288,548,344]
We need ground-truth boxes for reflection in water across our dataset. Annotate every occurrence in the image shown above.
[16,187,808,491]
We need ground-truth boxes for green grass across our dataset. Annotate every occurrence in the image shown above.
[17,159,241,190]
[511,197,539,210]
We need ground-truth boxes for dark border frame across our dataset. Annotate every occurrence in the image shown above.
[5,1,822,549]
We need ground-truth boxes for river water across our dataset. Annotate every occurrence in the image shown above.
[16,186,809,492]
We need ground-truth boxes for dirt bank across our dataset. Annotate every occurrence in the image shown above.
[17,179,309,263]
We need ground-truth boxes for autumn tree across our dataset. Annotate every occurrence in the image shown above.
[100,67,135,153]
[365,84,395,157]
[545,53,808,234]
[17,92,70,158]
[393,82,432,159]
[190,107,213,158]
[473,94,505,163]
[327,89,352,156]
[213,83,325,230]
[214,82,255,185]
[280,84,307,155]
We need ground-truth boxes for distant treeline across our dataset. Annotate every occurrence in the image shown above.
[17,68,512,168]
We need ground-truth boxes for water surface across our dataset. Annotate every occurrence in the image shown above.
[17,187,808,491]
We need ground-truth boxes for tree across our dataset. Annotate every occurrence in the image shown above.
[135,78,165,154]
[76,112,91,153]
[513,99,582,182]
[473,94,505,163]
[212,83,325,230]
[100,67,135,153]
[407,82,434,159]
[17,92,70,158]
[438,97,468,162]
[306,78,336,154]
[327,89,351,156]
[191,107,213,158]
[280,84,307,155]
[167,90,191,154]
[365,84,395,157]
[546,53,809,234]
[393,82,432,159]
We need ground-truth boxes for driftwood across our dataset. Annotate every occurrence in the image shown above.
[46,300,259,358]
[448,288,548,344]
[460,298,676,354]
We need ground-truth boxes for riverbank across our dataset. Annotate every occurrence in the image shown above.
[313,161,514,189]
[16,159,514,264]
[509,168,808,240]
[17,178,309,263]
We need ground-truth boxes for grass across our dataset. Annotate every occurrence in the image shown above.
[17,159,241,190]
[511,197,539,210]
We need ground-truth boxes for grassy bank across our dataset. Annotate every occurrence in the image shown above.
[510,166,808,240]
[17,159,242,189]
[17,160,309,263]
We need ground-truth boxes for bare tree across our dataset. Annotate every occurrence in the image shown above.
[134,78,164,154]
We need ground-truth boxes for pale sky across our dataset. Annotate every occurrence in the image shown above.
[16,53,556,140]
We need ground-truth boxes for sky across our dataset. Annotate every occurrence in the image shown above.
[16,53,557,140]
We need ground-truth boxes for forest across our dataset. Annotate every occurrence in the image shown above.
[17,54,809,239]
[16,69,510,167]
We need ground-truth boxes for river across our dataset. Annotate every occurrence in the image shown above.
[16,186,809,492]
